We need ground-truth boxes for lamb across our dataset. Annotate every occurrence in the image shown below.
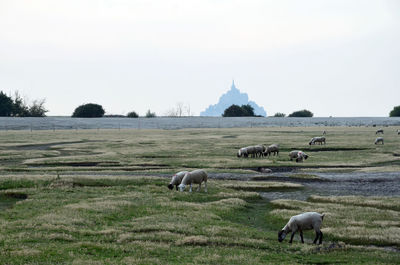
[167,171,188,190]
[397,129,400,135]
[374,137,384,145]
[278,212,325,244]
[322,130,326,135]
[289,150,308,162]
[309,136,326,145]
[178,169,208,192]
[376,129,384,134]
[264,144,279,156]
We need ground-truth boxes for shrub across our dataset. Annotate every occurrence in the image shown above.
[389,106,400,117]
[127,111,139,118]
[274,112,286,117]
[223,104,255,117]
[72,103,105,118]
[145,110,156,118]
[288,109,313,117]
[0,91,13,116]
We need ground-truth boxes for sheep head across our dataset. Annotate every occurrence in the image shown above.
[167,184,174,190]
[278,230,287,242]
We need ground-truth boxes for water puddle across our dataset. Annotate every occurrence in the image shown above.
[0,193,27,210]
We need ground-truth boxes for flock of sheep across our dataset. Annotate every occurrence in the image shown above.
[166,128,399,244]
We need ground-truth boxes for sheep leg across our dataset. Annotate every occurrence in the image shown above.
[175,185,178,191]
[313,230,320,244]
[289,231,296,243]
[197,183,201,191]
[300,230,304,243]
[189,184,193,193]
[204,181,207,193]
[319,231,323,244]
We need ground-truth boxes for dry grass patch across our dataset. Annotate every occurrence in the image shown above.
[176,235,209,246]
[309,195,400,211]
[221,181,303,191]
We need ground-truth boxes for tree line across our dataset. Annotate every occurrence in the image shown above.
[0,91,48,117]
[1,90,400,117]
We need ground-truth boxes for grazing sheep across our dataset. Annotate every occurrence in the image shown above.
[178,169,208,192]
[296,151,309,162]
[237,147,248,158]
[167,171,188,190]
[254,145,265,157]
[278,212,325,244]
[376,129,384,134]
[237,146,259,158]
[289,150,308,162]
[264,144,279,156]
[309,136,326,145]
[374,137,384,145]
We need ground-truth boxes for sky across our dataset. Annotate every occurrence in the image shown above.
[0,0,399,117]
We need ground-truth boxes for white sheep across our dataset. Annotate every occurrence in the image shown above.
[278,212,325,244]
[254,145,265,157]
[289,150,308,162]
[309,136,326,145]
[178,169,208,192]
[376,129,384,134]
[264,144,279,156]
[237,146,257,158]
[397,129,400,135]
[322,130,326,135]
[167,171,188,190]
[374,137,384,145]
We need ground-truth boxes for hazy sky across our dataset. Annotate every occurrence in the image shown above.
[1,0,399,117]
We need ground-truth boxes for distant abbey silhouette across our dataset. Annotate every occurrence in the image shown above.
[200,81,267,117]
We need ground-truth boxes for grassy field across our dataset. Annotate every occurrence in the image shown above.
[0,126,399,264]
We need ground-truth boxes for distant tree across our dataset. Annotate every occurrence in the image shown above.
[28,99,48,117]
[145,109,156,118]
[12,92,29,117]
[222,104,256,117]
[288,109,313,117]
[0,91,13,116]
[0,90,48,117]
[127,111,139,118]
[389,106,400,117]
[72,103,105,118]
[241,104,255,116]
[274,112,286,117]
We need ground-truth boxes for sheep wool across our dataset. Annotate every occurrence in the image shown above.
[178,169,208,192]
[278,212,325,244]
[168,171,189,190]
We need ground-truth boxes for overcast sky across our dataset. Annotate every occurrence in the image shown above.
[1,0,399,117]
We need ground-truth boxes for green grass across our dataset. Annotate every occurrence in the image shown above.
[0,126,399,174]
[0,175,398,264]
[0,127,400,263]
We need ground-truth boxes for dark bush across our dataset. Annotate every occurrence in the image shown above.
[145,110,156,118]
[0,91,13,116]
[389,106,400,117]
[127,111,139,118]
[72,103,105,118]
[274,112,286,117]
[223,104,255,117]
[288,109,313,117]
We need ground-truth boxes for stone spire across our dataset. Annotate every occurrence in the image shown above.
[231,79,238,92]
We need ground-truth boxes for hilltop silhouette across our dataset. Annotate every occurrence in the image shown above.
[200,81,267,117]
